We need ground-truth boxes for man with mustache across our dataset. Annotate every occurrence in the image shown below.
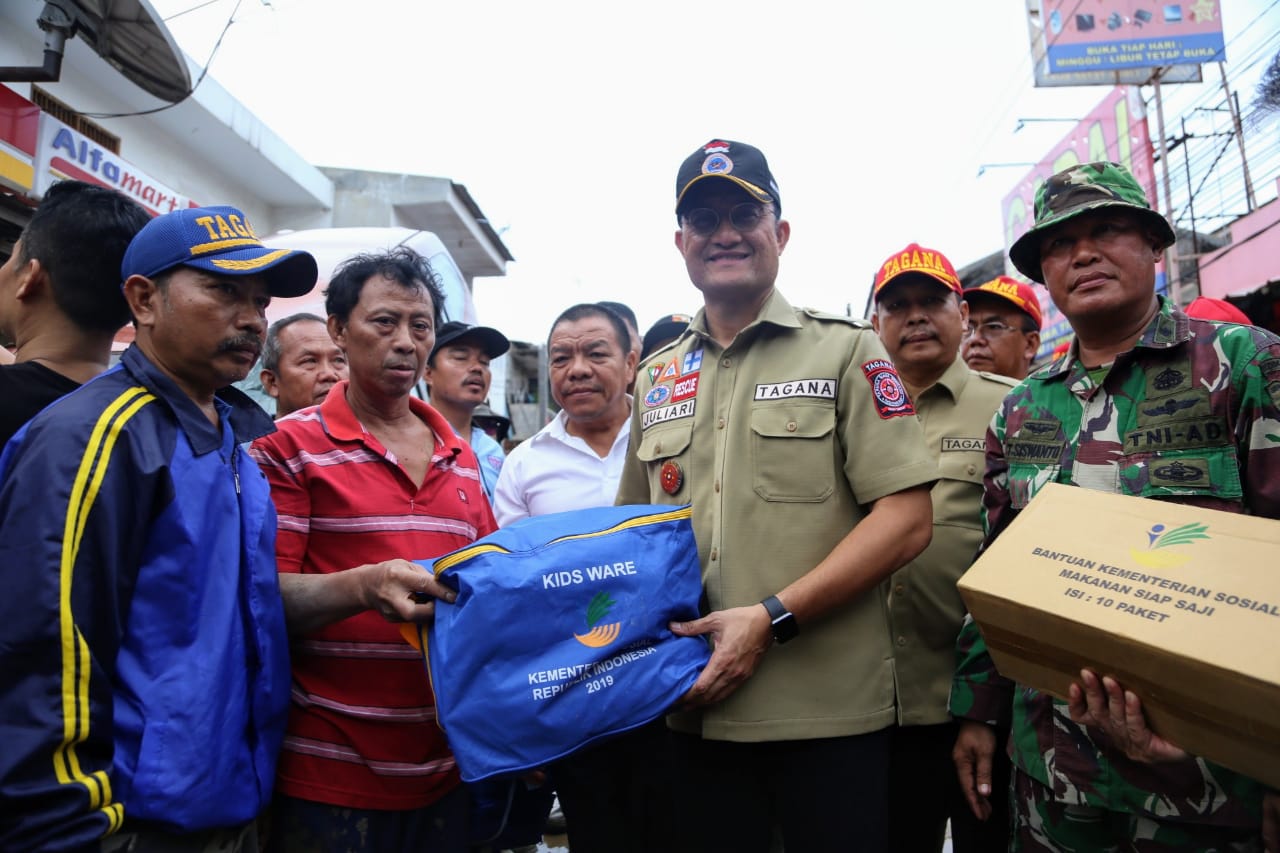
[960,275,1043,381]
[259,312,348,419]
[951,162,1280,852]
[423,320,510,501]
[0,204,316,850]
[250,247,492,852]
[869,243,1015,853]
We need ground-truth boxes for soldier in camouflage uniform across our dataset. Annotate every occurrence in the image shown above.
[949,161,1280,852]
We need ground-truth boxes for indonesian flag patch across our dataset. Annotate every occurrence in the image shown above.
[861,359,915,419]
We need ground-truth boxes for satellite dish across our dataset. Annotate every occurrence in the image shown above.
[0,0,191,104]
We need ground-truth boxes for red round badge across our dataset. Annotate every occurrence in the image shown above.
[660,461,683,495]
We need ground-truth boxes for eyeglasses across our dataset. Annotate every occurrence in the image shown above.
[681,202,770,237]
[963,320,1024,340]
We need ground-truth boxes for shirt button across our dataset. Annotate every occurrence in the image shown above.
[717,417,726,429]
[655,442,662,454]
[714,480,720,493]
[897,636,907,647]
[710,548,718,561]
[786,421,797,432]
[721,357,732,368]
[967,464,977,475]
[895,584,905,595]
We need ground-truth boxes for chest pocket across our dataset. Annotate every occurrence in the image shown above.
[1004,418,1066,509]
[750,404,835,502]
[934,451,985,528]
[1118,447,1243,502]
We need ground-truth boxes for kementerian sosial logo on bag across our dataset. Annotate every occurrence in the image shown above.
[1131,521,1210,569]
[575,591,621,648]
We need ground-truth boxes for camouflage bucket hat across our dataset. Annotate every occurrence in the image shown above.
[1009,161,1175,284]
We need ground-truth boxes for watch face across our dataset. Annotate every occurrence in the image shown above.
[772,612,799,644]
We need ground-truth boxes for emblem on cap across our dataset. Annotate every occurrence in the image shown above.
[660,461,684,495]
[702,153,733,176]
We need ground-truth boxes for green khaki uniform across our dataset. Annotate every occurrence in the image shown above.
[615,289,937,742]
[890,358,1015,726]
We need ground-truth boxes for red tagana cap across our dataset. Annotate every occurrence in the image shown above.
[963,275,1043,330]
[1184,297,1251,325]
[873,243,962,299]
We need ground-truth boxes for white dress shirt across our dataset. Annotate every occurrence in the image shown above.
[492,407,631,525]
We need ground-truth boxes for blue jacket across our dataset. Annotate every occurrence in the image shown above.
[0,346,291,851]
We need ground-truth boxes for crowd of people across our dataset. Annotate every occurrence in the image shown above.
[0,139,1277,853]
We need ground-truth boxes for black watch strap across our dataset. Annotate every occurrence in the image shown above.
[761,595,799,644]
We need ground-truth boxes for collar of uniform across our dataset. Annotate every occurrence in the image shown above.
[687,288,803,341]
[1134,296,1189,351]
[318,379,463,462]
[923,356,971,402]
[1032,297,1187,383]
[120,344,276,454]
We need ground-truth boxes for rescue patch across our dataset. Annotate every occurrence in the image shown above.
[681,349,704,375]
[642,399,696,429]
[644,385,672,408]
[941,437,984,452]
[861,360,914,419]
[647,364,663,384]
[672,373,699,402]
[753,378,836,401]
[661,360,679,380]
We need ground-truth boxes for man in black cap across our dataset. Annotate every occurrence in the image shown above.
[640,313,692,362]
[424,320,510,500]
[617,139,937,852]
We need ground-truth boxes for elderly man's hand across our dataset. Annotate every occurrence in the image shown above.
[672,604,772,707]
[953,720,997,821]
[361,558,456,623]
[1066,669,1188,764]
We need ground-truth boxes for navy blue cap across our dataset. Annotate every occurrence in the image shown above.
[121,205,317,298]
[675,139,781,215]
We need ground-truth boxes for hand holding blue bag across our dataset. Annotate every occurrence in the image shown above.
[409,504,709,783]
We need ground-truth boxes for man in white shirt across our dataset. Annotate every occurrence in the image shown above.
[493,303,637,525]
[492,302,660,853]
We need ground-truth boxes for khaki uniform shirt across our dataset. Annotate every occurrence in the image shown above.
[888,357,1014,726]
[615,289,938,742]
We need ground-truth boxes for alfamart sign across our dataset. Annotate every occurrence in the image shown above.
[1,84,193,216]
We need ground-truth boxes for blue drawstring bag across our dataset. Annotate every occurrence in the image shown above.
[407,504,708,783]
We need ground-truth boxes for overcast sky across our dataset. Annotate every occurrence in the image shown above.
[147,0,1274,343]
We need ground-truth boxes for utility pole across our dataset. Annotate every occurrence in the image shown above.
[1151,70,1181,307]
[1219,62,1257,212]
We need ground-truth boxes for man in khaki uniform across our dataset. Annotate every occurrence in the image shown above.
[615,138,937,853]
[960,275,1043,381]
[869,243,1016,853]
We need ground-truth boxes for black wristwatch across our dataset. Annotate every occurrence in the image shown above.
[761,595,798,644]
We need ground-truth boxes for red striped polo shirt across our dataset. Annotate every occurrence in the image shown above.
[250,381,496,810]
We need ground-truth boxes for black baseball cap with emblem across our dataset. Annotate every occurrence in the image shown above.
[675,139,782,216]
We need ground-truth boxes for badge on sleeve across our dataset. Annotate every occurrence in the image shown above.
[861,359,915,419]
[660,461,684,495]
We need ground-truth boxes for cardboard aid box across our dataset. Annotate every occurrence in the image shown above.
[956,482,1280,789]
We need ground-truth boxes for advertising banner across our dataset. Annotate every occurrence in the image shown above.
[1025,1,1203,87]
[34,114,192,216]
[1042,0,1225,73]
[999,87,1159,358]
